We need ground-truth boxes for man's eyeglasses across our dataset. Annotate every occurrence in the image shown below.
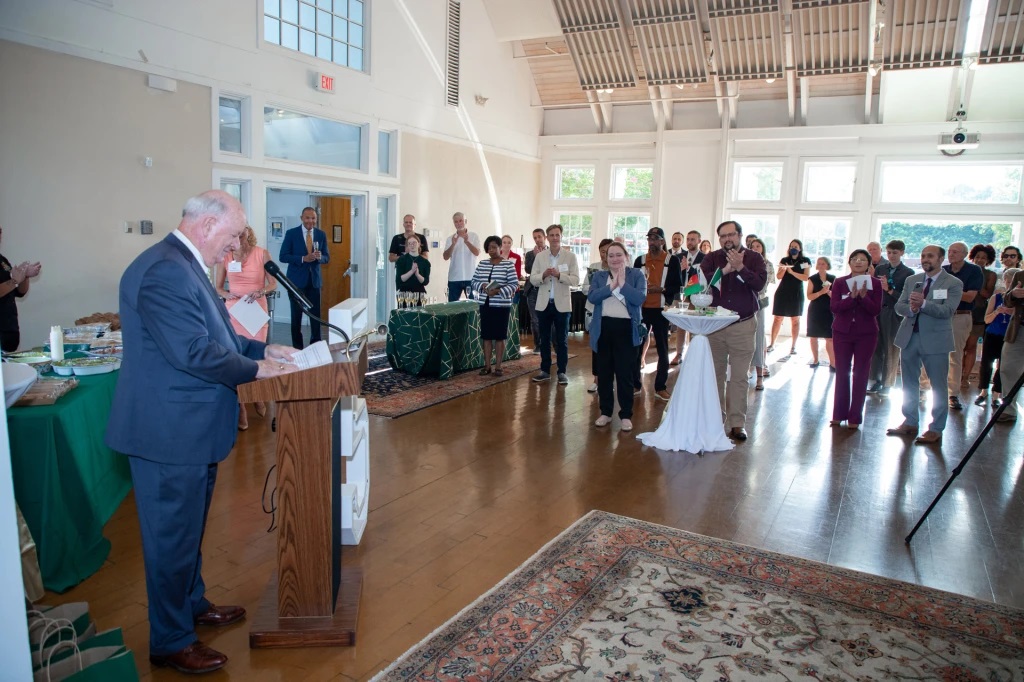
[1002,253,1019,260]
[718,232,739,239]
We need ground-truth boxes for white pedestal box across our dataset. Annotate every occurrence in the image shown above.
[337,396,369,545]
[329,298,368,344]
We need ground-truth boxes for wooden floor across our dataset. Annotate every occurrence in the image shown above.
[46,334,1024,680]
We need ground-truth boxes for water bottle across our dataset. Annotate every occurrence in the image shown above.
[49,326,65,361]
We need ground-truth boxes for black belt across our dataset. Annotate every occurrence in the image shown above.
[955,310,972,315]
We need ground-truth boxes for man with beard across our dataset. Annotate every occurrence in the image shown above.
[700,220,767,442]
[886,245,963,446]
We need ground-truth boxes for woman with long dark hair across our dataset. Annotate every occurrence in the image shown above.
[964,243,997,386]
[769,239,812,355]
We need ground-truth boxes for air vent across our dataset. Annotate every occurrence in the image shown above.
[446,0,461,107]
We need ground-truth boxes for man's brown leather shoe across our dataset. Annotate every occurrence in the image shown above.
[886,423,918,437]
[150,641,227,674]
[195,603,246,627]
[914,430,942,445]
[729,427,748,441]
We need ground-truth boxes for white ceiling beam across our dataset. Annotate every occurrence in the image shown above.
[864,71,873,123]
[799,76,809,125]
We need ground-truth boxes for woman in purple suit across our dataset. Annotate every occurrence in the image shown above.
[830,249,883,428]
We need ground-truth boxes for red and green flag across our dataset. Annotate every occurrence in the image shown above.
[683,274,702,297]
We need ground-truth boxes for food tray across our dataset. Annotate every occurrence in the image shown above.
[53,357,120,376]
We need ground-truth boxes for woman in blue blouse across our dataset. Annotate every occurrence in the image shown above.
[587,242,647,432]
[472,236,520,376]
[976,267,1019,406]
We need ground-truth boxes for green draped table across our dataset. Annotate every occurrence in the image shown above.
[7,370,131,592]
[386,300,521,378]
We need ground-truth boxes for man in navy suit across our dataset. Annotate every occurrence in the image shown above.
[279,206,330,348]
[106,190,298,674]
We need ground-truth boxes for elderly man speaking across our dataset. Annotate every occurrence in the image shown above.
[106,190,298,674]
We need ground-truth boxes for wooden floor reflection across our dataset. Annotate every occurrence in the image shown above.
[50,335,1024,680]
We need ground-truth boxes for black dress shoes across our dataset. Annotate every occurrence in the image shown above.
[150,641,227,674]
[949,396,963,410]
[195,603,246,627]
[729,427,748,441]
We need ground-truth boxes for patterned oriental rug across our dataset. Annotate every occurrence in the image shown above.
[372,511,1024,681]
[360,348,576,419]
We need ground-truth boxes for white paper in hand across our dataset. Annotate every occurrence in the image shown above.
[848,274,874,291]
[287,340,333,370]
[228,299,270,337]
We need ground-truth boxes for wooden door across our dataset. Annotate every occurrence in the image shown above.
[317,197,352,319]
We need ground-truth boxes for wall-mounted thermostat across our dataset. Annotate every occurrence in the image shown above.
[140,220,154,235]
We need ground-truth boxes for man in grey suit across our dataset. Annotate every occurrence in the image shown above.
[886,245,964,445]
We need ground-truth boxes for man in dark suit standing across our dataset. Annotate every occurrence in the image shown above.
[280,206,330,348]
[106,190,298,674]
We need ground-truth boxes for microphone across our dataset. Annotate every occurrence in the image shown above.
[263,260,350,343]
[344,324,388,358]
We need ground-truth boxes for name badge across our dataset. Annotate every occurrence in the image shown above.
[558,264,569,272]
[933,289,948,300]
[228,261,243,273]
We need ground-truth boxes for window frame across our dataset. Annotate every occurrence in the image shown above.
[729,159,787,206]
[726,211,783,262]
[874,157,1024,211]
[554,164,597,201]
[799,159,859,206]
[796,213,856,275]
[608,163,655,202]
[872,213,1022,269]
[212,92,251,161]
[552,210,595,265]
[263,103,368,173]
[260,0,370,74]
[607,212,652,261]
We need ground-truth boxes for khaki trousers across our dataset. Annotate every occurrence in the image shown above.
[999,335,1024,418]
[948,313,973,395]
[708,316,756,429]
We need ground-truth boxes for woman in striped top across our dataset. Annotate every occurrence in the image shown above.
[472,236,520,376]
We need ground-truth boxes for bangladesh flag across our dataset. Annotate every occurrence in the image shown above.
[683,274,702,297]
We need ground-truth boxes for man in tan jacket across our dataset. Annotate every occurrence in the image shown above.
[530,224,580,384]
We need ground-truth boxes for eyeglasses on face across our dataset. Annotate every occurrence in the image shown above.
[718,232,739,239]
[1002,253,1019,260]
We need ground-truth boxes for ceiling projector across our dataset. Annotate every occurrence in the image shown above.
[937,126,980,151]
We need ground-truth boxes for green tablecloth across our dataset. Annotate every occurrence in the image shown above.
[386,300,521,378]
[7,370,131,592]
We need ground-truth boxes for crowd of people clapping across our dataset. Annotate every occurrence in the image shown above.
[392,212,1024,447]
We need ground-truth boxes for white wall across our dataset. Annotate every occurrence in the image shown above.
[0,0,542,158]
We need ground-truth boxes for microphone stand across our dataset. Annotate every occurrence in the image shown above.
[264,260,350,343]
[906,362,1024,544]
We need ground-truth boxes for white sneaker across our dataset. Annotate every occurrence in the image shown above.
[587,382,598,393]
[595,415,612,427]
[621,419,633,432]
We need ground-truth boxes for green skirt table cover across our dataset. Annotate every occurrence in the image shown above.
[386,301,521,379]
[7,371,132,592]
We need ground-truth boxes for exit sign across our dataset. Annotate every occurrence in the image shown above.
[315,73,335,94]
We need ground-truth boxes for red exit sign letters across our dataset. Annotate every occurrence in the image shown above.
[315,73,335,94]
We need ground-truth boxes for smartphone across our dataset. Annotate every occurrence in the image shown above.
[913,281,923,290]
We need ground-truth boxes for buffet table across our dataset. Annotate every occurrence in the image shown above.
[636,309,739,454]
[386,300,521,378]
[7,370,131,592]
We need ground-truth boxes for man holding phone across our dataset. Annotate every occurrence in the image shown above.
[887,245,963,445]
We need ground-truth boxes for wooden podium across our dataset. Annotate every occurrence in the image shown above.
[238,343,368,648]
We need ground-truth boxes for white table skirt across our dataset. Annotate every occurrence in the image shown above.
[636,309,739,453]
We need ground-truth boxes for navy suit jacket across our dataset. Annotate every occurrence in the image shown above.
[105,234,266,465]
[279,226,330,289]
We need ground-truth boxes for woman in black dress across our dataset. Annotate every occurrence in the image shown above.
[769,239,812,355]
[805,257,836,368]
